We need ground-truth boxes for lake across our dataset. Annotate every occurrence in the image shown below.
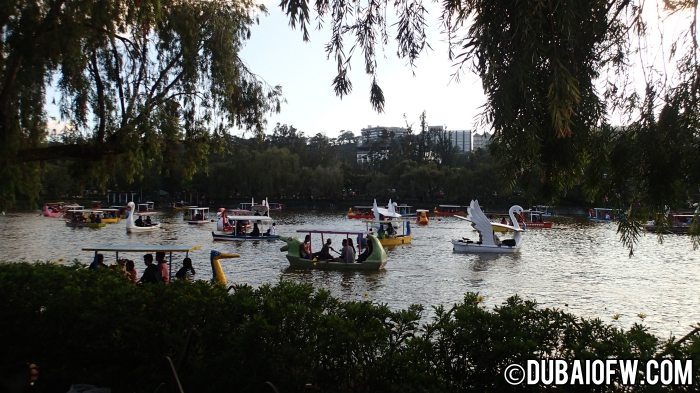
[1,210,698,338]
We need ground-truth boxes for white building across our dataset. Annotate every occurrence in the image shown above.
[472,132,493,150]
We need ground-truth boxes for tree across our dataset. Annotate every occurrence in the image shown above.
[279,0,700,252]
[0,0,282,209]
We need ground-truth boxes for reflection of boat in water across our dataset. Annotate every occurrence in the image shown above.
[433,204,466,217]
[416,209,429,225]
[125,201,161,233]
[281,230,387,270]
[644,213,697,234]
[587,207,619,222]
[452,200,524,254]
[212,215,280,241]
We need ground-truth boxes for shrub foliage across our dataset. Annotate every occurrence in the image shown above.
[0,263,698,392]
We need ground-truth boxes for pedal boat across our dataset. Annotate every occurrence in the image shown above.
[281,230,387,270]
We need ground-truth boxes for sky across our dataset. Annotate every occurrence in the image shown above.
[239,2,486,138]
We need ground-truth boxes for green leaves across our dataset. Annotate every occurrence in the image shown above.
[2,263,699,392]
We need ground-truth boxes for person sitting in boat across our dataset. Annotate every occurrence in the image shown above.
[135,215,144,227]
[357,236,373,263]
[342,238,356,263]
[125,260,137,283]
[500,217,507,225]
[377,224,386,239]
[89,253,107,269]
[313,239,337,261]
[264,222,277,236]
[138,254,162,284]
[175,257,196,282]
[301,235,312,259]
[144,216,152,226]
[89,212,97,223]
[386,223,396,238]
[195,212,203,221]
[250,222,261,237]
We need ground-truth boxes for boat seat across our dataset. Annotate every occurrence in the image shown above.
[501,239,516,247]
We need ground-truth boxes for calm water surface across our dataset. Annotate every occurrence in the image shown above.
[1,210,698,337]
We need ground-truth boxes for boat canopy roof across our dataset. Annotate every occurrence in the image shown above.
[375,207,402,218]
[296,229,366,235]
[416,209,430,212]
[98,208,120,212]
[83,244,194,253]
[66,209,103,214]
[438,204,463,208]
[135,211,160,216]
[592,207,619,211]
[226,215,274,221]
[352,205,374,209]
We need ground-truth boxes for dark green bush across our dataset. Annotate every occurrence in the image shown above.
[0,263,697,392]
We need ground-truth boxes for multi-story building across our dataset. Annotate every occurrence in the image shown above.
[360,126,409,143]
[445,130,472,153]
[472,132,493,150]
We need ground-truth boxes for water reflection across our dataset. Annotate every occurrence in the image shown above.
[0,210,698,336]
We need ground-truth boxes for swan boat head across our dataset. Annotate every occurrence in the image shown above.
[210,250,240,286]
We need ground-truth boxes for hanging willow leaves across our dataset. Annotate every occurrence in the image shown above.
[0,0,282,209]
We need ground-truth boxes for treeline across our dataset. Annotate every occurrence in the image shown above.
[40,123,514,207]
[1,263,698,392]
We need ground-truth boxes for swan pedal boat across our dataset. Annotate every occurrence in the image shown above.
[125,201,161,233]
[281,230,388,270]
[362,219,412,247]
[452,200,525,254]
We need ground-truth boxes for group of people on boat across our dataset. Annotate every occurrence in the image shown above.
[231,221,277,237]
[301,235,373,263]
[88,251,195,283]
[134,215,155,227]
[376,223,397,239]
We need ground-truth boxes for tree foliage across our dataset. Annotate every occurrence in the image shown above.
[0,0,282,210]
[1,263,698,392]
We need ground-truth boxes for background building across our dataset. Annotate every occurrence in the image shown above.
[472,132,493,150]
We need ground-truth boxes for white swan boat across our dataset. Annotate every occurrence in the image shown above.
[452,200,525,254]
[125,201,161,233]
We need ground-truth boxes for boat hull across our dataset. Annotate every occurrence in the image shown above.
[451,239,520,254]
[126,223,161,233]
[212,231,281,241]
[66,222,106,229]
[187,220,210,225]
[347,213,373,219]
[101,217,121,224]
[379,235,412,247]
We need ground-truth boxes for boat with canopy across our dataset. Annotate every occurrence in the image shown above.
[186,207,211,225]
[212,215,280,241]
[280,229,388,270]
[125,201,161,233]
[452,200,525,254]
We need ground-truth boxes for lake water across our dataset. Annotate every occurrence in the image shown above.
[1,210,698,338]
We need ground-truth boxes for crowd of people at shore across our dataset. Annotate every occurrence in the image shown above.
[88,251,196,283]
